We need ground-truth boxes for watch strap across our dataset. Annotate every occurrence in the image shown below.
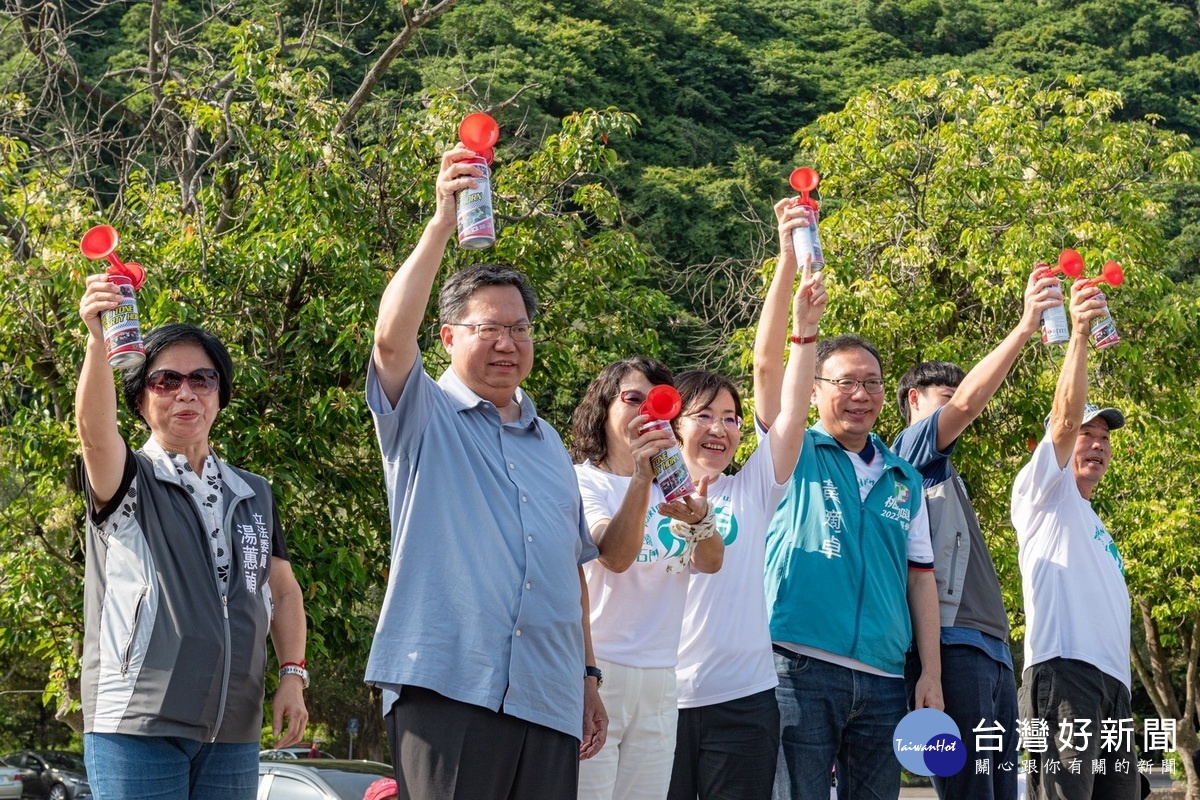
[584,665,603,688]
[279,664,310,689]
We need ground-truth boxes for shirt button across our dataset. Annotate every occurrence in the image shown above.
[521,495,528,503]
[525,582,532,590]
[515,629,522,637]
[527,536,534,542]
[509,463,516,469]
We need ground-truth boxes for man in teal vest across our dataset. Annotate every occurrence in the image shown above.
[767,334,943,800]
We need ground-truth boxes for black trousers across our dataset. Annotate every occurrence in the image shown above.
[667,688,780,800]
[385,685,579,800]
[1019,658,1139,800]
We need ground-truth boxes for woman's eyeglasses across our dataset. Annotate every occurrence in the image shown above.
[684,412,743,430]
[146,369,221,395]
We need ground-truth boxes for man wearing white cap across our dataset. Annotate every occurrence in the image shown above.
[1011,280,1134,800]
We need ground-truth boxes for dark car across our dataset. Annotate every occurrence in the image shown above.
[257,760,393,800]
[0,751,90,800]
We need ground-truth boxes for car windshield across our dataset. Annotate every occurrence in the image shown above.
[43,753,85,771]
[320,772,389,800]
[278,763,392,800]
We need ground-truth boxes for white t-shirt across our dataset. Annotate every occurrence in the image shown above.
[676,434,788,708]
[1011,435,1131,688]
[777,447,933,678]
[576,462,691,669]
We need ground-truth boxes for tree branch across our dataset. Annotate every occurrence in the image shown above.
[335,0,463,135]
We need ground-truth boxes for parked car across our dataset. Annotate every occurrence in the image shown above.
[0,766,21,800]
[0,751,90,800]
[259,744,336,760]
[257,760,393,800]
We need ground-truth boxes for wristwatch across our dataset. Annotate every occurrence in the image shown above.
[585,665,604,688]
[279,662,310,689]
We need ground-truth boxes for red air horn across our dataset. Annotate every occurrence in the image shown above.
[459,112,500,166]
[640,385,682,421]
[80,225,146,289]
[1037,248,1086,280]
[1084,261,1125,288]
[787,167,825,269]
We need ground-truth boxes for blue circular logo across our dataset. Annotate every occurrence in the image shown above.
[892,708,966,777]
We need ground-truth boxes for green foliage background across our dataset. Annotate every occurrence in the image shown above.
[1,0,1199,778]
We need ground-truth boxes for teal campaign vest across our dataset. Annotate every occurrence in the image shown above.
[765,423,925,675]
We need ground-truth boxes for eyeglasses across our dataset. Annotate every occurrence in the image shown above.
[685,412,743,430]
[618,390,646,406]
[448,322,534,342]
[146,368,221,395]
[815,376,886,395]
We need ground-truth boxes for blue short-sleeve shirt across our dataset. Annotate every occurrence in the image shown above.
[364,352,598,740]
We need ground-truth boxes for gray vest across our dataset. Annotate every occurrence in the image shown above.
[82,446,275,742]
[925,462,1009,641]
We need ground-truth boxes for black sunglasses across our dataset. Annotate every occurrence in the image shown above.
[146,368,221,395]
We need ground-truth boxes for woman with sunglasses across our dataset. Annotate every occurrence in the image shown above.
[570,354,725,800]
[75,274,309,800]
[666,201,825,800]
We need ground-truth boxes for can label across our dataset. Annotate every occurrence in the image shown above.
[642,419,696,503]
[1040,302,1069,345]
[790,211,825,269]
[1090,291,1120,349]
[456,156,496,249]
[101,275,146,367]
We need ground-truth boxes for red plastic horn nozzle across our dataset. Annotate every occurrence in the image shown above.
[459,113,500,153]
[640,385,682,421]
[1097,261,1125,287]
[789,167,820,194]
[1056,248,1085,279]
[80,224,146,289]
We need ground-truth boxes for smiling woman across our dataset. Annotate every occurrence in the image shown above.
[74,274,310,800]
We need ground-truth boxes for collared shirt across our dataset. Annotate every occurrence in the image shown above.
[364,352,598,740]
[158,440,231,590]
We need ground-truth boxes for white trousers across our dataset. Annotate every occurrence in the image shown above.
[578,658,679,800]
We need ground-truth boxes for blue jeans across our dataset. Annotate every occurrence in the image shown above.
[84,733,259,800]
[905,644,1018,800]
[773,648,907,800]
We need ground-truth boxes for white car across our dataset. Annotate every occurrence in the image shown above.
[257,760,393,800]
[0,767,21,800]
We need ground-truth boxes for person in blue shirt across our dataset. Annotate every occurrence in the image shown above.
[364,146,607,799]
[892,269,1062,800]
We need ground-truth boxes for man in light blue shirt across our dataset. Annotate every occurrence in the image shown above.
[365,146,606,799]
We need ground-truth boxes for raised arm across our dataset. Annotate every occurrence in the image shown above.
[76,275,132,507]
[934,269,1063,450]
[372,147,484,405]
[1049,280,1107,467]
[765,260,826,484]
[753,198,809,428]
